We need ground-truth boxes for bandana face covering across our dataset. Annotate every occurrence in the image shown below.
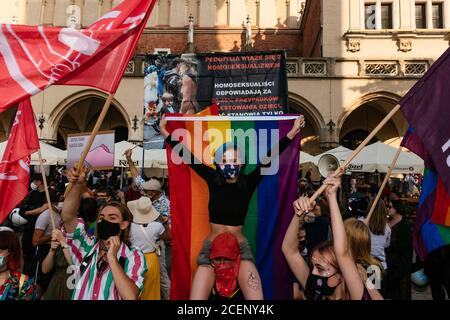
[213,257,240,298]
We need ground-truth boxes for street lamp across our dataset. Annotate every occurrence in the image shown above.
[327,119,336,135]
[38,114,46,130]
[132,115,139,131]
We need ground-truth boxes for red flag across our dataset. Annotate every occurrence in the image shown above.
[0,99,40,223]
[0,0,156,111]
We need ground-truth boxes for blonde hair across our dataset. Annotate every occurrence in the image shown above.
[344,218,383,271]
[366,198,388,235]
[179,60,197,77]
[161,92,174,102]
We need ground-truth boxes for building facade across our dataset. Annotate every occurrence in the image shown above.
[0,0,448,155]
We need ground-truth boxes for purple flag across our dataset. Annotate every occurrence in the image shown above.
[400,47,450,193]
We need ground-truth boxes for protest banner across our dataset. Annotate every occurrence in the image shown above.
[67,130,115,170]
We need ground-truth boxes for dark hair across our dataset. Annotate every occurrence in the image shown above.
[298,184,314,197]
[366,198,388,235]
[127,178,134,186]
[96,201,133,246]
[95,186,114,198]
[49,190,60,203]
[0,231,22,271]
[316,197,330,219]
[79,198,99,223]
[170,57,181,69]
[390,199,405,216]
[32,173,44,183]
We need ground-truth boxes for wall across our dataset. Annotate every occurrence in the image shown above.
[321,0,450,60]
[137,28,301,54]
[300,0,322,56]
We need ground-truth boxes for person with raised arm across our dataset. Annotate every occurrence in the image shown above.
[283,172,381,300]
[160,114,304,300]
[60,167,147,300]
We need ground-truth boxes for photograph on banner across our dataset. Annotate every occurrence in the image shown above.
[67,130,115,170]
[142,51,288,149]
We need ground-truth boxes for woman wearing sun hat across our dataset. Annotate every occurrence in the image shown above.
[128,197,171,300]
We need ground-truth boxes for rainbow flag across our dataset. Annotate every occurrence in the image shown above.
[413,168,450,259]
[165,115,301,300]
[402,128,450,259]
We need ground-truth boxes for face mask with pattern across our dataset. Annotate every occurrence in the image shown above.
[219,164,241,180]
[304,272,339,300]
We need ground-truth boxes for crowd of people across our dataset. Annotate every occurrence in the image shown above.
[290,173,417,300]
[0,162,172,300]
[0,116,449,301]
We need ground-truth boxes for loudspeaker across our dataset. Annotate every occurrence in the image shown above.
[317,154,340,177]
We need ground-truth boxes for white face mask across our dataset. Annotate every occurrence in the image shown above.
[30,182,38,190]
[0,254,8,269]
[57,202,64,212]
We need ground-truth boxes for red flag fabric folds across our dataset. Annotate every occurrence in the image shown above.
[0,99,40,223]
[0,0,156,112]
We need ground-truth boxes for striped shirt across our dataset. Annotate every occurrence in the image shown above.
[62,219,147,300]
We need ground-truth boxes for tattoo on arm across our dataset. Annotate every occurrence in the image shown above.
[247,271,260,291]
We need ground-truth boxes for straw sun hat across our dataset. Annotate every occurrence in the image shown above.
[127,197,160,224]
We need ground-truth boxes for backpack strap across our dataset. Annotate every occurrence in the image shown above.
[139,225,161,256]
[79,249,127,277]
[78,251,96,277]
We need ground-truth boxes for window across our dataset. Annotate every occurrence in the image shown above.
[365,4,376,29]
[432,3,443,29]
[153,48,171,55]
[381,4,392,29]
[415,4,426,28]
[364,3,392,29]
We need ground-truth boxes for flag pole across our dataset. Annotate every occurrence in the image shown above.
[32,109,56,230]
[64,93,115,198]
[37,150,56,230]
[364,144,403,224]
[308,104,401,203]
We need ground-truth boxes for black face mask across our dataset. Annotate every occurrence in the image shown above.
[97,219,121,241]
[96,198,107,207]
[304,272,338,300]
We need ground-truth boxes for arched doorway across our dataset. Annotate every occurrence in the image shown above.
[54,96,129,149]
[339,93,406,150]
[288,93,325,155]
